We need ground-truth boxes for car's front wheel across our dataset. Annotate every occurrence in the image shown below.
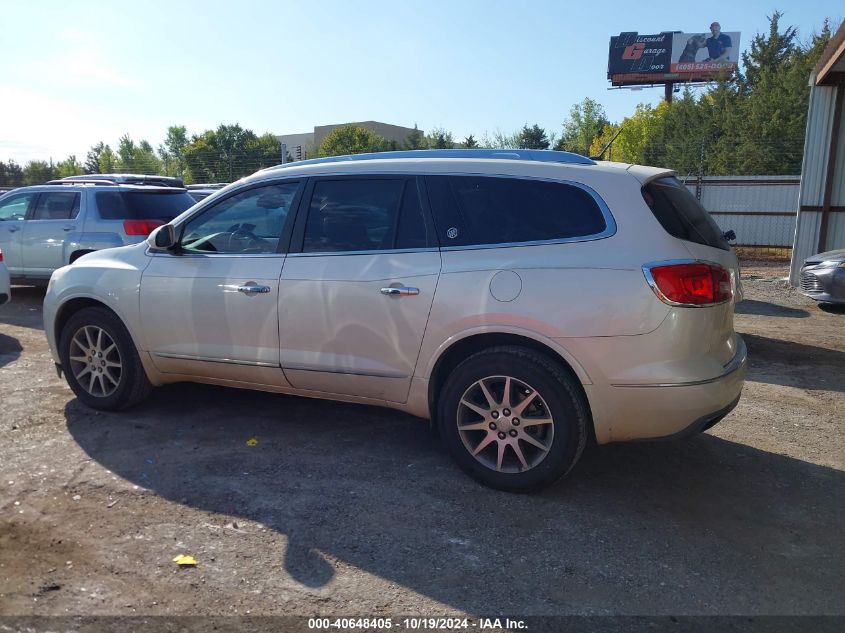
[437,346,589,492]
[59,306,152,410]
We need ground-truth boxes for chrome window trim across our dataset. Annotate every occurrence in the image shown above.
[147,250,285,259]
[287,246,439,258]
[286,172,616,255]
[642,259,732,308]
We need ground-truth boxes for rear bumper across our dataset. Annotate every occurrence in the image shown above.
[591,335,747,443]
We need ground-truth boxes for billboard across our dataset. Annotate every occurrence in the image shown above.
[608,25,740,86]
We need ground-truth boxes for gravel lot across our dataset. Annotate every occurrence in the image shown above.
[1,263,843,617]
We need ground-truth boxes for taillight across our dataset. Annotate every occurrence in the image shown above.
[123,219,164,236]
[0,248,3,262]
[644,261,732,306]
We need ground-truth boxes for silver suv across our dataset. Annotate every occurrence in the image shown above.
[0,174,196,283]
[43,150,747,491]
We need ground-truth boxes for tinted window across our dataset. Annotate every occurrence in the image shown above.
[426,176,607,247]
[181,182,300,254]
[642,177,729,251]
[303,179,406,253]
[95,190,195,221]
[31,192,80,220]
[0,192,36,221]
[396,179,433,249]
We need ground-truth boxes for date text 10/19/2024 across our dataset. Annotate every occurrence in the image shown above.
[307,617,528,630]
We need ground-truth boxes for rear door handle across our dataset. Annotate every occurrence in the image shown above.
[7,226,19,232]
[237,284,271,295]
[380,286,420,296]
[63,225,75,232]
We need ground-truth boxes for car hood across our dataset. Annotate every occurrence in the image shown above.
[805,249,845,264]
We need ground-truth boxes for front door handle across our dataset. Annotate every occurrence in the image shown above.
[237,284,271,295]
[63,225,75,232]
[7,226,19,232]
[380,286,420,296]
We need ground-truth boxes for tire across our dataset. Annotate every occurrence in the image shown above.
[59,306,152,410]
[436,346,589,492]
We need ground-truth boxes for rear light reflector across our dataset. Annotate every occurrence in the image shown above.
[123,219,164,236]
[644,261,732,306]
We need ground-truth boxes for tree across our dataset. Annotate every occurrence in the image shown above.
[516,124,551,150]
[405,124,427,150]
[479,129,519,149]
[590,103,665,164]
[426,127,454,149]
[84,142,106,174]
[556,98,609,156]
[0,160,24,187]
[115,134,161,174]
[463,134,478,148]
[318,125,389,157]
[98,145,117,173]
[183,125,281,183]
[56,155,84,178]
[159,125,188,178]
[22,161,57,185]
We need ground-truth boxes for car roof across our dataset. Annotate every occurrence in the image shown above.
[241,150,672,187]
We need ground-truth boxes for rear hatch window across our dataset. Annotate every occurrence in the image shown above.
[642,177,729,251]
[95,190,196,221]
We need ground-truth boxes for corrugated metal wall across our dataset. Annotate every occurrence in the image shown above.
[790,80,845,284]
[683,176,799,247]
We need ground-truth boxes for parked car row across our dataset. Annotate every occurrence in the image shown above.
[41,150,749,491]
[0,174,196,285]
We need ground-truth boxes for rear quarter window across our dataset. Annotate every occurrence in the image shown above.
[95,190,196,221]
[642,177,729,251]
[425,175,608,247]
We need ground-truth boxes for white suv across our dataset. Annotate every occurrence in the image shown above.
[43,150,746,491]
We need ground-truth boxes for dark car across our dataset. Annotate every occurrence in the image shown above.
[799,249,845,305]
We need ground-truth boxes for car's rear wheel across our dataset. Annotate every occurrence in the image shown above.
[437,346,588,492]
[59,306,152,410]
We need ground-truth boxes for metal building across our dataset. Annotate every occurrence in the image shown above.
[790,20,845,284]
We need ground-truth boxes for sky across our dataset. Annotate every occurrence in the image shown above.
[0,0,841,164]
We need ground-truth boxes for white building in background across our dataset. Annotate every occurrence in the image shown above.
[277,121,421,162]
[790,20,845,285]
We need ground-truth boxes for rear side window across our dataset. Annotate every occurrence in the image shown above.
[642,177,729,251]
[31,192,80,220]
[302,178,432,253]
[95,190,195,221]
[425,176,607,247]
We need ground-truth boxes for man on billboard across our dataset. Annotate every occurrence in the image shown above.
[704,22,733,61]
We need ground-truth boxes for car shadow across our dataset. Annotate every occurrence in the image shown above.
[0,332,23,368]
[743,333,845,392]
[735,299,810,318]
[0,286,46,331]
[64,383,845,614]
[819,302,845,315]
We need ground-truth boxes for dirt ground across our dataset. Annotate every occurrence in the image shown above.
[0,263,843,618]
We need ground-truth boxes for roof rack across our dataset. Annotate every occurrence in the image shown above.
[186,183,228,190]
[266,149,596,171]
[50,174,185,188]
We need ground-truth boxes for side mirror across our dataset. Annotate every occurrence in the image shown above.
[148,224,177,251]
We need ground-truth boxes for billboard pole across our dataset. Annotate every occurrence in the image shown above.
[664,82,674,104]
